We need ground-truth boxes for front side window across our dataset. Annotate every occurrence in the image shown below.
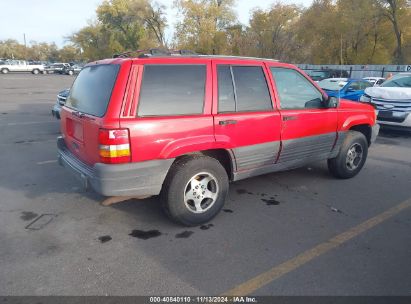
[360,81,373,90]
[138,65,206,116]
[346,81,361,91]
[271,67,324,109]
[217,65,272,113]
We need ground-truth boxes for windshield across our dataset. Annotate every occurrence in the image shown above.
[65,64,120,117]
[381,75,411,88]
[319,79,347,91]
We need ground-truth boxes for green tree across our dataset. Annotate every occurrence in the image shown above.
[70,23,115,60]
[376,0,411,64]
[173,0,236,54]
[246,2,301,62]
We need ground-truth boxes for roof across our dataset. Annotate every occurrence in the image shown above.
[111,48,279,62]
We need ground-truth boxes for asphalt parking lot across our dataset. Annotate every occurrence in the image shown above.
[0,74,410,296]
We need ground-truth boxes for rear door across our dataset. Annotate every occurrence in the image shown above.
[212,60,282,172]
[119,59,215,162]
[61,63,126,165]
[269,66,338,165]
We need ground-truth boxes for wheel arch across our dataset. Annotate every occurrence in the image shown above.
[349,124,372,146]
[171,149,235,181]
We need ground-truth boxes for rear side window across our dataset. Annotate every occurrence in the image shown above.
[65,64,120,117]
[232,66,272,112]
[138,65,206,116]
[218,66,236,112]
[217,65,272,113]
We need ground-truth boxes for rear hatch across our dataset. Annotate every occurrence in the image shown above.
[60,64,122,165]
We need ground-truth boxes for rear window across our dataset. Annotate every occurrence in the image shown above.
[65,64,120,117]
[137,65,206,116]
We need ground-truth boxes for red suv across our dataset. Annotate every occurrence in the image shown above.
[57,52,379,226]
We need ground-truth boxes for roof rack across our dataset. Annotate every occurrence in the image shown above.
[113,48,198,58]
[112,49,279,62]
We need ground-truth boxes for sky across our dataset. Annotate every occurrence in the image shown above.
[0,0,313,48]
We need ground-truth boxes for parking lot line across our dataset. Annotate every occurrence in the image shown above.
[36,160,57,165]
[222,197,411,296]
[1,121,56,126]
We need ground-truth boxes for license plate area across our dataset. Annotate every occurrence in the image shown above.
[67,118,84,142]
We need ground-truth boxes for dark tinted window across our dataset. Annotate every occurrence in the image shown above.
[218,65,236,112]
[232,66,272,111]
[271,67,323,109]
[65,64,120,117]
[138,65,206,116]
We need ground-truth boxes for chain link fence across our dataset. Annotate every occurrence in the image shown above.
[296,64,411,78]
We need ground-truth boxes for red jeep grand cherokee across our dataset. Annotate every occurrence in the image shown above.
[57,52,379,226]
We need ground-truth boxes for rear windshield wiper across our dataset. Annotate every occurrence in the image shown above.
[72,111,95,121]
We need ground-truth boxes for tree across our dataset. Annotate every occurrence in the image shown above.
[246,2,301,62]
[173,0,236,54]
[69,23,115,60]
[376,0,411,64]
[70,0,167,60]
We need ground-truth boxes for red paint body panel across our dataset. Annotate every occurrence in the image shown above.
[337,99,376,131]
[61,60,131,165]
[211,60,282,153]
[60,56,376,169]
[119,58,215,162]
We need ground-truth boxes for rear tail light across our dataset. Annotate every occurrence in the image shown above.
[98,128,131,164]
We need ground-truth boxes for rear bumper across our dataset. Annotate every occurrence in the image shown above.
[57,137,174,197]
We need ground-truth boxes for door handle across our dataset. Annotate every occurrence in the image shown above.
[219,120,237,125]
[282,115,298,121]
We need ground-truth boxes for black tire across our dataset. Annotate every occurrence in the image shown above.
[32,69,39,75]
[328,130,368,179]
[68,70,74,76]
[1,68,9,74]
[160,155,229,226]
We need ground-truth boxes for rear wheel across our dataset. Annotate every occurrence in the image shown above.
[161,156,229,226]
[328,131,368,179]
[1,68,9,74]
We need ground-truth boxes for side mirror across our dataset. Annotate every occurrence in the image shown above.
[325,96,339,108]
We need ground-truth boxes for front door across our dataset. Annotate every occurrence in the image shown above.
[212,61,282,172]
[269,67,338,166]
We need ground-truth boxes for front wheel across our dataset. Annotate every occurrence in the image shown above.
[1,68,9,74]
[32,69,40,75]
[161,156,229,226]
[328,131,368,179]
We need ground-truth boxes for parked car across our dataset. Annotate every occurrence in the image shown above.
[308,69,349,82]
[360,73,411,130]
[49,63,71,74]
[57,53,379,226]
[51,89,70,119]
[319,78,373,101]
[0,60,45,74]
[62,64,83,76]
[363,77,385,86]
